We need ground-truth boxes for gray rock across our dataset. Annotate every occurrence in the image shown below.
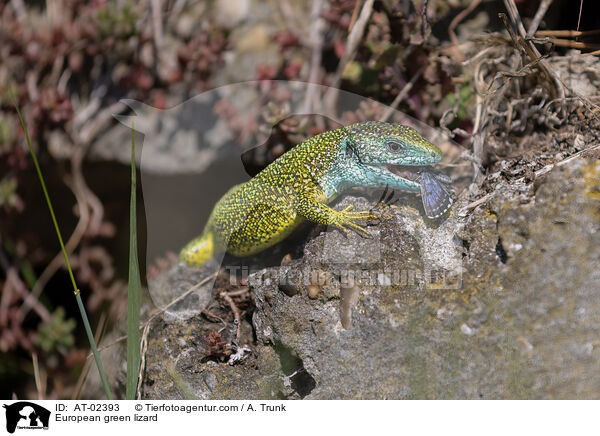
[249,158,600,399]
[141,316,287,400]
[123,157,599,400]
[147,262,215,321]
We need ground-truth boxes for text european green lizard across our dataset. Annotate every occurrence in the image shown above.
[180,121,442,266]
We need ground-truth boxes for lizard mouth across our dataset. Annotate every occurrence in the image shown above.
[380,163,431,181]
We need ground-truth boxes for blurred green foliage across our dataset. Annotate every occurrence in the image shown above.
[34,308,76,355]
[446,84,474,123]
[0,176,19,209]
[96,1,138,38]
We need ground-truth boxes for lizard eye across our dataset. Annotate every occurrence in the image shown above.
[387,141,402,152]
[346,145,353,158]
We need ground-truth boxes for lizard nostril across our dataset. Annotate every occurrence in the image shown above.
[431,152,437,158]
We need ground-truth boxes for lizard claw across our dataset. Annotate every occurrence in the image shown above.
[335,224,350,237]
[374,208,393,221]
[333,207,376,237]
[345,220,372,237]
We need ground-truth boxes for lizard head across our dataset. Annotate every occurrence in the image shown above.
[338,121,442,192]
[345,121,442,166]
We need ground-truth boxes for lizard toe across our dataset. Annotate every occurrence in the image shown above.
[342,220,372,237]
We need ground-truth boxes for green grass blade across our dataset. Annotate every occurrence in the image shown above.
[126,123,142,400]
[11,91,113,400]
[75,292,112,398]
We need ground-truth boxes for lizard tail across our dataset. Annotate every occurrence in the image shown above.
[179,231,215,266]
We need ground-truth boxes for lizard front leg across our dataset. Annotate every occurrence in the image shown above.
[296,192,379,236]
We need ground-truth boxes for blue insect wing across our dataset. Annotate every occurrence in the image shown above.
[420,171,454,219]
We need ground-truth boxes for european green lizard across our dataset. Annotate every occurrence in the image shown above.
[180,121,442,266]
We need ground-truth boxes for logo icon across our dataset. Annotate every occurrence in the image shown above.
[3,402,50,433]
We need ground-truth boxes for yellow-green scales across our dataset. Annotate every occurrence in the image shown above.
[180,121,442,266]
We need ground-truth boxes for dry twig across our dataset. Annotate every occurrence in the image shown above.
[535,29,600,38]
[150,0,165,74]
[348,0,361,32]
[462,143,600,214]
[94,273,218,356]
[135,272,217,399]
[323,0,375,115]
[219,291,241,346]
[544,39,600,50]
[449,0,482,49]
[32,352,44,400]
[527,0,554,37]
[304,0,326,115]
[526,143,600,180]
[499,9,559,99]
[379,66,425,122]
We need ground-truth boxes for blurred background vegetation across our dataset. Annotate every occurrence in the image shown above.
[0,0,598,399]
